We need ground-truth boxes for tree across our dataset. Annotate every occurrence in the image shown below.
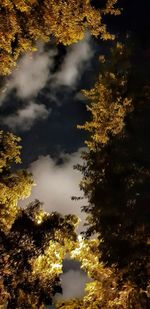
[0,200,78,308]
[56,238,148,309]
[78,42,133,150]
[76,43,150,306]
[56,299,84,309]
[0,130,33,232]
[0,0,120,75]
[0,130,78,308]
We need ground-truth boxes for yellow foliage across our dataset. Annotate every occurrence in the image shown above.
[0,0,120,75]
[0,130,21,171]
[31,235,76,282]
[0,170,33,231]
[0,131,33,231]
[31,241,66,281]
[56,299,84,309]
[31,218,77,297]
[56,237,149,308]
[78,43,133,150]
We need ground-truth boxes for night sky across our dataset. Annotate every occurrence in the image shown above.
[0,0,149,166]
[0,0,150,305]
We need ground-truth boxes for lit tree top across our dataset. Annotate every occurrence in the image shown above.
[0,0,120,75]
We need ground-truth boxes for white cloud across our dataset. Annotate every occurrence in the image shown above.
[24,150,90,302]
[0,36,93,131]
[21,148,86,233]
[0,43,57,104]
[56,270,89,300]
[0,35,93,108]
[2,101,50,131]
[53,34,94,87]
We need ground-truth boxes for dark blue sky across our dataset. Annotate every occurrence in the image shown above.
[0,0,149,168]
[0,0,149,305]
[0,37,102,167]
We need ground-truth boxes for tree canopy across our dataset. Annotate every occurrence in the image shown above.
[0,131,78,308]
[75,42,150,307]
[0,201,78,308]
[78,42,133,149]
[56,237,150,308]
[0,2,150,308]
[0,130,33,232]
[0,0,120,75]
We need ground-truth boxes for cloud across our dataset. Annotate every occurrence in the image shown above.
[53,34,94,87]
[2,101,50,131]
[21,148,86,233]
[56,270,89,300]
[0,43,57,104]
[12,49,54,99]
[22,150,90,300]
[0,36,93,131]
[0,35,93,108]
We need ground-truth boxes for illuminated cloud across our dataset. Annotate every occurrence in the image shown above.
[20,149,89,303]
[0,36,93,131]
[0,35,93,104]
[56,269,89,300]
[2,101,50,131]
[0,44,57,104]
[21,148,86,233]
[12,48,55,98]
[53,34,93,87]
